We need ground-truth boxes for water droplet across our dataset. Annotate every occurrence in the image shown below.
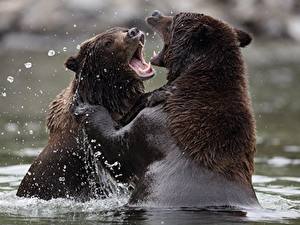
[76,45,80,50]
[7,76,14,83]
[24,62,32,68]
[63,47,67,52]
[73,24,77,28]
[104,161,120,169]
[1,92,6,97]
[94,151,102,157]
[29,130,33,135]
[91,139,96,143]
[104,68,107,72]
[59,177,65,182]
[48,50,56,56]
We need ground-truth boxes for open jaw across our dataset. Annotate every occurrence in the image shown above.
[145,21,165,67]
[150,45,166,67]
[128,40,155,80]
[145,14,170,67]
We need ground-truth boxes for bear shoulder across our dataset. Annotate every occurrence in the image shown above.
[46,79,78,134]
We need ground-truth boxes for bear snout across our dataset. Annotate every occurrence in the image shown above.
[127,27,145,45]
[128,27,140,38]
[151,10,162,18]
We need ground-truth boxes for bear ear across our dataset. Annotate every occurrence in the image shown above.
[235,29,252,48]
[192,24,215,41]
[64,56,79,73]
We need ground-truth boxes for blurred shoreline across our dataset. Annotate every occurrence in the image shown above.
[1,0,300,48]
[1,0,300,67]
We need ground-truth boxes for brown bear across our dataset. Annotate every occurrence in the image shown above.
[16,27,155,201]
[72,12,260,209]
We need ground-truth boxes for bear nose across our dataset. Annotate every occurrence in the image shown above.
[128,27,139,38]
[151,10,162,18]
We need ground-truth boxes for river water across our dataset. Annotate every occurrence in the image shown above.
[0,44,299,224]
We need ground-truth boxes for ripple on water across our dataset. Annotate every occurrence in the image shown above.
[268,157,300,167]
[284,145,300,153]
[255,156,300,167]
[0,164,130,220]
[0,190,299,223]
[0,191,129,219]
[253,175,300,184]
[0,165,30,176]
[16,147,43,157]
[0,165,299,223]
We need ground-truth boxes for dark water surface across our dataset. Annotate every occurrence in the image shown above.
[0,45,299,224]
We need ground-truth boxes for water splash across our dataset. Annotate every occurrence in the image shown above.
[0,191,128,218]
[77,128,129,199]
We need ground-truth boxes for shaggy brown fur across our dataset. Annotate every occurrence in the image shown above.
[166,13,255,185]
[72,12,259,208]
[17,27,145,200]
[148,12,256,185]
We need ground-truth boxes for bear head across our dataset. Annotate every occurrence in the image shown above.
[65,27,155,115]
[146,11,252,81]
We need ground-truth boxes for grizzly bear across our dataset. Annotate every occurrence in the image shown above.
[16,27,155,200]
[72,12,260,208]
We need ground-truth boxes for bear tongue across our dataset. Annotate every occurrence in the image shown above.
[129,58,154,79]
[130,58,148,70]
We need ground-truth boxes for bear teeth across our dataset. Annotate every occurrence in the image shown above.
[139,41,144,47]
[153,50,157,58]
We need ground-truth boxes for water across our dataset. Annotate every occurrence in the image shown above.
[6,76,14,84]
[47,50,56,57]
[24,63,32,69]
[0,45,300,224]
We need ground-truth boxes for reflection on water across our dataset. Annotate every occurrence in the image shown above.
[0,47,300,224]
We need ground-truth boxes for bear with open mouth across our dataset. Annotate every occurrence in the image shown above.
[144,11,259,207]
[72,12,260,209]
[17,27,156,201]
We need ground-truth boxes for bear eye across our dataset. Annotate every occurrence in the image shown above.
[103,39,113,48]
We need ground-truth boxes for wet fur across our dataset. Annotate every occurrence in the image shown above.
[75,13,259,208]
[17,28,144,200]
[164,13,256,185]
